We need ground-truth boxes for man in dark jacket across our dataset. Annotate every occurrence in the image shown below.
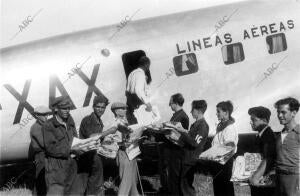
[79,95,109,195]
[29,106,52,196]
[160,93,189,194]
[42,96,79,195]
[170,100,209,196]
[248,106,276,195]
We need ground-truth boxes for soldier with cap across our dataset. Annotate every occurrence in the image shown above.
[248,106,276,195]
[111,102,140,196]
[42,96,80,195]
[29,106,52,196]
[79,95,118,195]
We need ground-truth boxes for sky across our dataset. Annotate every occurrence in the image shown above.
[0,0,242,48]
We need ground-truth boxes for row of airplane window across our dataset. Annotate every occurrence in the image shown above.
[222,33,287,65]
[171,33,287,76]
[121,33,287,78]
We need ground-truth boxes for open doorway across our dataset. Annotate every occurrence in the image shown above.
[122,50,153,125]
[122,50,152,83]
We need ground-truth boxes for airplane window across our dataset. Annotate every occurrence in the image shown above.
[173,53,198,76]
[266,33,287,54]
[221,43,245,65]
[122,50,150,77]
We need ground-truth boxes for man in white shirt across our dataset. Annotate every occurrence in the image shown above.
[111,102,140,196]
[126,56,152,124]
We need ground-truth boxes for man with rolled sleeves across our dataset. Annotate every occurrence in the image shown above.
[29,106,52,196]
[248,106,276,195]
[79,95,109,195]
[274,97,300,196]
[42,96,79,195]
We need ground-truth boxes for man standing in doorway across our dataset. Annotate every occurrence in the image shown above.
[126,56,152,125]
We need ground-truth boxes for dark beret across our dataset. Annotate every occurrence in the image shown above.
[248,106,271,122]
[93,95,109,106]
[51,96,72,109]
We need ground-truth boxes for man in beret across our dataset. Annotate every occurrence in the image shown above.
[78,95,111,195]
[42,96,79,195]
[248,106,276,195]
[111,102,140,196]
[29,106,52,196]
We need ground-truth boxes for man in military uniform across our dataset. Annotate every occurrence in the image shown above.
[42,96,79,195]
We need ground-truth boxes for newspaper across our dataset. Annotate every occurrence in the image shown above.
[97,134,121,158]
[134,105,161,126]
[231,153,262,182]
[199,144,235,165]
[123,125,148,160]
[126,143,141,161]
[71,136,99,151]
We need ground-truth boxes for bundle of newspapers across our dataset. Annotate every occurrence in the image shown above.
[97,105,161,160]
[230,153,262,182]
[199,144,235,165]
[97,134,121,158]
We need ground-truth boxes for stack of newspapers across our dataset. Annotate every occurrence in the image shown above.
[199,145,235,165]
[230,153,262,182]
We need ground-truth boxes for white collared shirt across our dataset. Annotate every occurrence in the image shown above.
[212,123,239,152]
[126,68,150,104]
[280,126,296,144]
[281,132,288,144]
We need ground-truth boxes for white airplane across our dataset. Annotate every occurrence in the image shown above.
[1,0,300,164]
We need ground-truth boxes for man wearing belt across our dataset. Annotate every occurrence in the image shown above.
[42,96,79,195]
[126,56,152,125]
[111,102,140,196]
[274,97,300,196]
[29,106,52,196]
